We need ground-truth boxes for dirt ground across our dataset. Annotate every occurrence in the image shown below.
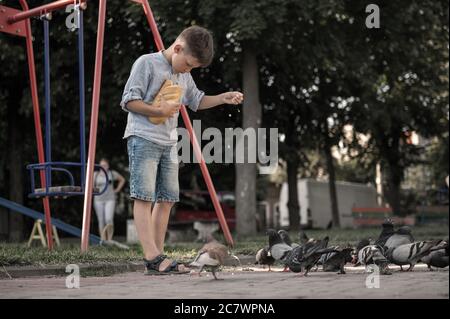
[0,264,448,299]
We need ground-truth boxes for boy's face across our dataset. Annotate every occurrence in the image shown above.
[172,43,202,74]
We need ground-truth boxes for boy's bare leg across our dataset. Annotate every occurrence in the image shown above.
[133,199,160,260]
[152,201,188,271]
[151,201,174,252]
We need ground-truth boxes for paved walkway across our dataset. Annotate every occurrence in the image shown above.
[0,264,448,299]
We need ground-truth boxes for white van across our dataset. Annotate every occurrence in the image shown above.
[276,179,378,229]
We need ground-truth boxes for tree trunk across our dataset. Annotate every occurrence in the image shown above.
[235,47,260,236]
[7,84,25,242]
[386,161,402,215]
[324,138,340,228]
[286,156,300,231]
[379,134,403,215]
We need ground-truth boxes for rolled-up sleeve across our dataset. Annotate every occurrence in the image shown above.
[183,74,205,112]
[120,56,152,111]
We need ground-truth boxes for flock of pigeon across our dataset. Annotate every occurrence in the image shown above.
[188,220,448,279]
[255,220,449,276]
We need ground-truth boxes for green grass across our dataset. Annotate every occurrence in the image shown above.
[0,243,142,267]
[1,224,448,267]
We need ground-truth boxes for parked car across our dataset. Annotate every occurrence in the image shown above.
[170,190,236,230]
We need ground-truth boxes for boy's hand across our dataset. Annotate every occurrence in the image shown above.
[221,92,244,105]
[160,96,181,117]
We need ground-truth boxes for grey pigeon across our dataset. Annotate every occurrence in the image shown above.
[384,226,415,256]
[278,230,300,248]
[397,226,415,240]
[317,250,332,266]
[277,230,300,272]
[356,238,371,251]
[322,247,354,274]
[267,229,293,261]
[374,219,395,247]
[388,240,443,271]
[352,239,371,266]
[285,236,334,276]
[255,246,275,271]
[190,238,237,280]
[357,245,392,275]
[299,231,311,244]
[317,245,342,266]
[421,241,449,270]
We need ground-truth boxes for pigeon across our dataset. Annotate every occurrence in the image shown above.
[278,230,300,248]
[299,231,312,244]
[255,246,275,271]
[266,229,293,261]
[285,236,335,276]
[388,240,444,271]
[317,250,331,266]
[278,230,301,271]
[384,226,415,256]
[421,240,449,270]
[321,247,354,274]
[317,244,341,266]
[357,245,392,275]
[356,238,371,251]
[374,219,395,248]
[350,238,371,266]
[189,237,237,280]
[397,226,415,241]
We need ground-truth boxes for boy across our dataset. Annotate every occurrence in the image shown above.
[120,26,243,275]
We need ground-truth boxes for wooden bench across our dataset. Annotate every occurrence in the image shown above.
[416,206,449,225]
[352,207,415,228]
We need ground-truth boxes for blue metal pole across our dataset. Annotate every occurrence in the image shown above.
[43,17,51,188]
[77,6,86,190]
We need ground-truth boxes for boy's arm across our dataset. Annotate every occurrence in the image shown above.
[198,92,244,110]
[126,99,180,117]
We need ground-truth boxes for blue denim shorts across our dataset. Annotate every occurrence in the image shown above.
[127,135,179,202]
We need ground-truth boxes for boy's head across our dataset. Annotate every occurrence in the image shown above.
[171,26,214,73]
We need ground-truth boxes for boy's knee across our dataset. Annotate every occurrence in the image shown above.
[158,201,175,209]
[134,199,152,209]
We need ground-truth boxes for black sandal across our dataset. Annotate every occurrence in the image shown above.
[143,255,190,275]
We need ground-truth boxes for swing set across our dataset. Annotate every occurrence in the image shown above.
[0,0,234,251]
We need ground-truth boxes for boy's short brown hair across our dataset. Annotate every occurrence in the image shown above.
[179,26,214,67]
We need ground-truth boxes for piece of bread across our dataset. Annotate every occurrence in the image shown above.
[148,80,183,125]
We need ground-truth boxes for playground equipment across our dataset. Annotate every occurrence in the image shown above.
[0,0,234,251]
[0,197,101,245]
[27,3,109,199]
[28,219,60,248]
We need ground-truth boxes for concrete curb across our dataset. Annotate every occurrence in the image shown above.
[0,262,143,279]
[0,255,256,279]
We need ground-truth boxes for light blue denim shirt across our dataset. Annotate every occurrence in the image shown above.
[120,51,205,146]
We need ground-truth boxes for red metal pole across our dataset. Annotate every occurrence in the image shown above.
[81,0,107,252]
[138,0,234,247]
[180,110,235,247]
[19,0,53,250]
[9,0,86,24]
[138,0,164,51]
